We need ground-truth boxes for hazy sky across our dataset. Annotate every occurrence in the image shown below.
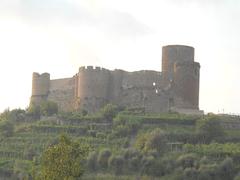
[0,0,240,114]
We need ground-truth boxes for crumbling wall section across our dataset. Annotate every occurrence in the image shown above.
[110,70,165,112]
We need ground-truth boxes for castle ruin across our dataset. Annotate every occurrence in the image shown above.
[30,45,202,114]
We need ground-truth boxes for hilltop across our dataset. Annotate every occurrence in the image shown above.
[0,104,240,179]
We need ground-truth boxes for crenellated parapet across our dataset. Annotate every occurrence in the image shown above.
[78,66,110,73]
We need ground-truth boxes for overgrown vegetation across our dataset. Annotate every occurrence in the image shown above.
[1,104,240,179]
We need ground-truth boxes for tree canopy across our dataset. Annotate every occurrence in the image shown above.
[39,135,89,180]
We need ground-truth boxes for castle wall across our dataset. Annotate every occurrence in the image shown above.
[30,44,201,114]
[47,77,75,111]
[109,69,124,100]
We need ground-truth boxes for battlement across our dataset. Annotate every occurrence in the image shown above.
[78,66,110,73]
[32,72,50,78]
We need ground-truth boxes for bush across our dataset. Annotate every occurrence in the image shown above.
[135,128,167,154]
[0,120,14,137]
[28,101,58,119]
[0,109,26,122]
[112,125,131,138]
[27,103,41,119]
[198,164,218,180]
[108,155,125,175]
[196,115,225,144]
[13,160,32,180]
[123,148,142,172]
[140,156,165,177]
[183,168,198,180]
[97,149,112,170]
[40,101,58,116]
[216,157,234,180]
[87,151,98,171]
[177,154,198,169]
[234,173,240,180]
[100,104,119,121]
[23,146,37,160]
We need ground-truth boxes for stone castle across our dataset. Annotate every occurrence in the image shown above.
[30,45,202,114]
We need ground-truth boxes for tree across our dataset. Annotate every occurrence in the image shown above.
[196,116,225,144]
[39,135,89,180]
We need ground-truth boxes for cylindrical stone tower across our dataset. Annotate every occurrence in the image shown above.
[173,61,200,109]
[31,72,50,104]
[162,45,194,85]
[76,66,110,112]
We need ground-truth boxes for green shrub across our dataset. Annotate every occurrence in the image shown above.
[100,104,119,121]
[198,164,218,180]
[216,157,234,180]
[183,168,198,180]
[27,103,41,119]
[123,148,142,172]
[0,120,14,137]
[234,173,240,180]
[40,101,58,116]
[140,156,165,177]
[177,154,198,169]
[87,151,98,171]
[145,128,167,153]
[98,149,112,170]
[108,155,124,175]
[196,115,225,144]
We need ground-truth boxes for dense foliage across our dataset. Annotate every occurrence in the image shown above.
[38,134,89,180]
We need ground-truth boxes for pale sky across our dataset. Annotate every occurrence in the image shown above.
[0,0,240,114]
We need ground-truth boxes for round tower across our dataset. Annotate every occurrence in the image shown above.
[31,72,50,104]
[76,66,110,112]
[162,45,194,85]
[173,62,200,109]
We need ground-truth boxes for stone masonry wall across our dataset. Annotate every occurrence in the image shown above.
[47,78,75,112]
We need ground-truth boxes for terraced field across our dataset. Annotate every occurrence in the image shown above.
[1,109,240,179]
